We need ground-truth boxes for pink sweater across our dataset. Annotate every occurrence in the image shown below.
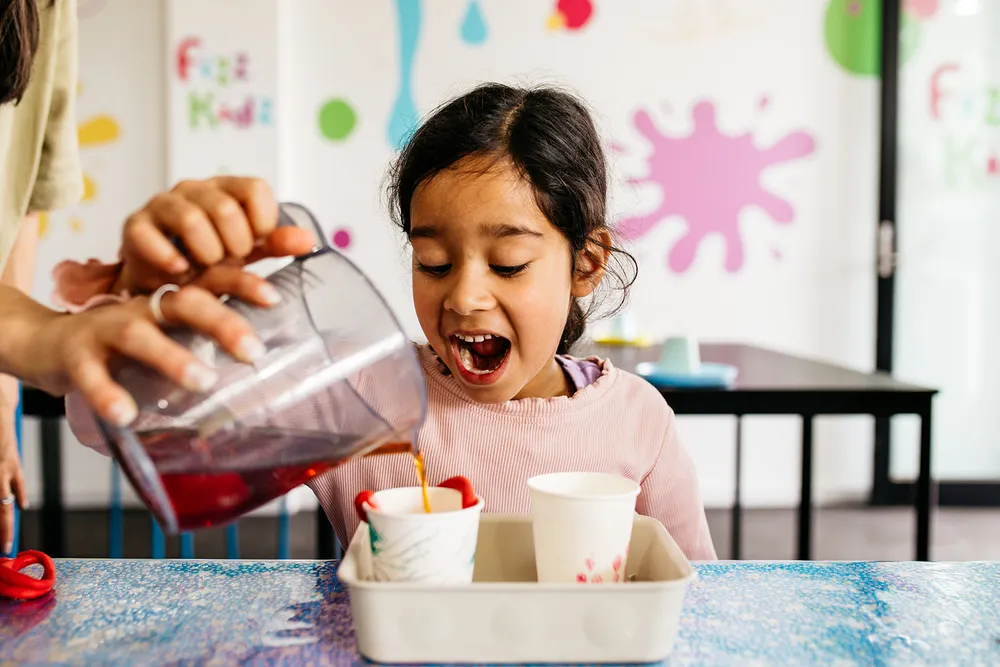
[65,344,717,560]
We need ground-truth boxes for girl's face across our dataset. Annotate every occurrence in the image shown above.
[409,158,598,403]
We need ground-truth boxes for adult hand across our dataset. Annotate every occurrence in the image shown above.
[0,406,26,556]
[32,275,275,426]
[115,176,316,295]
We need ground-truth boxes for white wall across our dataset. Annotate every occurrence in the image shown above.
[24,0,901,511]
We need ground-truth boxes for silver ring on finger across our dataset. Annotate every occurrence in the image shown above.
[0,495,15,506]
[149,284,180,326]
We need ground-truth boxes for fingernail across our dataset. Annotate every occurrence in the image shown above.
[182,363,219,393]
[258,284,282,305]
[108,398,138,427]
[169,257,191,273]
[236,335,267,363]
[3,542,11,556]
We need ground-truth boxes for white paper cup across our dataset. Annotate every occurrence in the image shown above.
[362,486,484,584]
[528,472,641,584]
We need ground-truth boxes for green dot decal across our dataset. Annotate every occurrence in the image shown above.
[825,0,921,76]
[825,0,881,76]
[318,98,358,141]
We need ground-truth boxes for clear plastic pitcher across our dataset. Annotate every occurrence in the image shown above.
[93,204,426,534]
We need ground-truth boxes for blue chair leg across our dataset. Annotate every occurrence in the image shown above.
[10,383,22,556]
[277,496,290,560]
[151,517,165,559]
[109,462,123,558]
[180,532,194,559]
[226,523,239,559]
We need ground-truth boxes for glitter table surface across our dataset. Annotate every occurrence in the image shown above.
[2,560,999,665]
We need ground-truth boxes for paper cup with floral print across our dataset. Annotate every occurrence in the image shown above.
[528,472,640,584]
[361,486,483,584]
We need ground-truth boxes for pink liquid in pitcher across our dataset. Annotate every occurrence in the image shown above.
[136,427,413,531]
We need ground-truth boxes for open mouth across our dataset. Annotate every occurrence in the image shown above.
[450,333,511,378]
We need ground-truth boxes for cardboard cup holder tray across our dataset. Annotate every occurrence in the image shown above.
[337,513,695,663]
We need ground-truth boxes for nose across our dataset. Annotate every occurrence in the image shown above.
[442,265,495,316]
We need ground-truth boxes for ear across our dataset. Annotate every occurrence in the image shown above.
[571,229,612,298]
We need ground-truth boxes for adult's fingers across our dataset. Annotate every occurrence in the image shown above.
[1,469,16,555]
[154,286,264,364]
[11,465,26,511]
[64,349,140,427]
[144,191,226,266]
[104,317,219,395]
[178,182,256,259]
[63,291,249,425]
[194,264,281,307]
[189,177,279,239]
[121,210,191,276]
[59,286,268,427]
[245,227,318,265]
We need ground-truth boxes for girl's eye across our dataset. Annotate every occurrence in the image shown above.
[416,262,450,277]
[491,263,530,278]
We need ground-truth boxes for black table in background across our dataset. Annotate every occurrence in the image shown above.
[588,343,938,561]
[23,343,938,562]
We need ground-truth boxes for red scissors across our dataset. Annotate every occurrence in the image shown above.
[0,550,56,600]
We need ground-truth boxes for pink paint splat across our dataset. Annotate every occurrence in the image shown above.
[757,95,770,111]
[988,157,999,174]
[772,247,783,260]
[617,100,816,273]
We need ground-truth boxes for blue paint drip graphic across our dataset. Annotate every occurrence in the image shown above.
[388,0,421,150]
[460,0,488,45]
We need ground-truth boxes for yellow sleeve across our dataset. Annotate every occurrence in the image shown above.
[28,0,84,213]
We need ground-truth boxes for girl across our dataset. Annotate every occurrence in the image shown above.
[59,84,718,560]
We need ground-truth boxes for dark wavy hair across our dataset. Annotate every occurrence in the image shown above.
[387,83,637,354]
[0,0,55,105]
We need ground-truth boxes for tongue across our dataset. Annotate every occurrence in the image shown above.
[470,338,506,356]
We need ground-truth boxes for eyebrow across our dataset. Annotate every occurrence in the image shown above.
[409,222,544,240]
[483,222,543,239]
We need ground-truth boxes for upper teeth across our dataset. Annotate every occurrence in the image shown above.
[456,333,494,343]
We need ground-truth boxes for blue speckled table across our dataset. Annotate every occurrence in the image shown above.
[2,560,999,665]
